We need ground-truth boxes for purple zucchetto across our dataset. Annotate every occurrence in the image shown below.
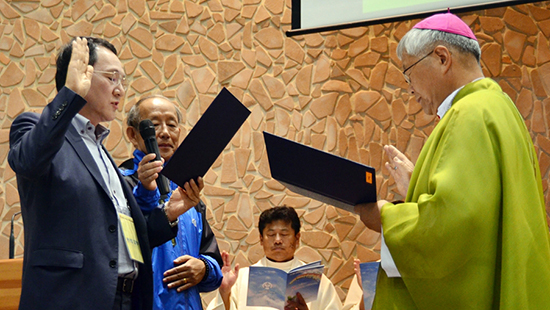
[413,13,477,40]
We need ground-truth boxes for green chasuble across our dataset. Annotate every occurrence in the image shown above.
[374,78,550,309]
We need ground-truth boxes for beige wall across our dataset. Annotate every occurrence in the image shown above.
[1,0,550,302]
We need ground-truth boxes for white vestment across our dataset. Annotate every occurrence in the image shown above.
[206,257,342,310]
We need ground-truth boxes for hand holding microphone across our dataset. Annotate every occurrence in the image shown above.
[139,119,171,200]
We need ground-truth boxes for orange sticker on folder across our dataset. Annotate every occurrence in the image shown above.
[366,172,373,184]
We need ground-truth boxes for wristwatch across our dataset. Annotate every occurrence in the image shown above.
[163,207,179,228]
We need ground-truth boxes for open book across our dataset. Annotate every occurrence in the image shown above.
[360,262,380,310]
[246,261,324,309]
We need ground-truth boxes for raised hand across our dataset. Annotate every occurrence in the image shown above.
[218,250,240,310]
[219,251,239,293]
[353,258,363,290]
[65,37,93,98]
[384,145,414,197]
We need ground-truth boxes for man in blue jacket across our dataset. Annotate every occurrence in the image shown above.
[120,94,223,309]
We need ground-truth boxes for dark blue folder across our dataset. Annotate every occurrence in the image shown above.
[263,131,377,212]
[161,88,250,187]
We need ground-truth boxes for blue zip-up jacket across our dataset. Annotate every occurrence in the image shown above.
[120,149,223,310]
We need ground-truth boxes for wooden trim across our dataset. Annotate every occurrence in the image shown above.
[0,258,23,310]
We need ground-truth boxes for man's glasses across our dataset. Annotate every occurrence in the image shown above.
[94,70,128,91]
[402,50,434,84]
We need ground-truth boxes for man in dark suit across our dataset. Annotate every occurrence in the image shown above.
[8,37,203,310]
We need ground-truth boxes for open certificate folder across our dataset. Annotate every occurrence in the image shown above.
[161,87,251,187]
[264,131,377,212]
[246,261,324,309]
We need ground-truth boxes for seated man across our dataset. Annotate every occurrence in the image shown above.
[120,94,223,310]
[207,206,342,310]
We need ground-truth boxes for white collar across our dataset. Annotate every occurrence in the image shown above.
[437,77,484,119]
[259,256,299,272]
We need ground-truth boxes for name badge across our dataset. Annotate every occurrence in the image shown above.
[119,213,144,264]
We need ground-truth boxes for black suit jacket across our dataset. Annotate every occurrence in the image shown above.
[8,87,177,310]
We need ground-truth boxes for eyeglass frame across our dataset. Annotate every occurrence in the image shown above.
[402,49,434,84]
[93,70,128,91]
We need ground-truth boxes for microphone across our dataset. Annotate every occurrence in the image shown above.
[139,119,171,201]
[9,211,22,259]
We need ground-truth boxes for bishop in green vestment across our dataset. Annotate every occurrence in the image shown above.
[355,13,550,309]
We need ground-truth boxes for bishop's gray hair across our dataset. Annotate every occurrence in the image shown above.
[397,29,481,63]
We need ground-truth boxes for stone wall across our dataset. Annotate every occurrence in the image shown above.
[1,0,549,303]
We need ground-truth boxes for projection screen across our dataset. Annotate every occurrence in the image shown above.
[288,0,540,36]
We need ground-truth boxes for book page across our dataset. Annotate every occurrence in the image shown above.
[247,266,288,309]
[360,262,380,310]
[285,262,324,303]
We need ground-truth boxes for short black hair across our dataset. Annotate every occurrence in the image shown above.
[55,36,117,92]
[258,206,301,236]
